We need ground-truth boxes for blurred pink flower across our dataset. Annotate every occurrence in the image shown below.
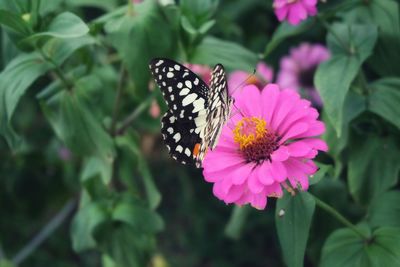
[184,63,212,85]
[277,43,330,107]
[58,146,72,161]
[228,62,274,95]
[149,99,161,118]
[202,84,327,209]
[273,0,318,25]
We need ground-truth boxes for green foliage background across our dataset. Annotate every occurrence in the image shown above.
[0,0,400,266]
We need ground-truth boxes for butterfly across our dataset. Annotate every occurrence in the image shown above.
[149,58,233,168]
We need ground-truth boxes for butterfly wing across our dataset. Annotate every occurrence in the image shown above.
[149,58,209,167]
[149,58,209,120]
[205,64,233,150]
[161,110,203,166]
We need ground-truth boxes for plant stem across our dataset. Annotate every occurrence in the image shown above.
[312,194,370,240]
[110,65,126,134]
[115,90,158,136]
[12,199,77,265]
[38,48,73,91]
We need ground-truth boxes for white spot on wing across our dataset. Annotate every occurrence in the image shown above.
[179,88,190,96]
[175,145,183,152]
[167,72,174,78]
[155,60,163,66]
[194,78,199,85]
[174,64,181,71]
[182,93,197,106]
[185,80,192,88]
[185,148,191,156]
[177,82,183,88]
[167,127,173,134]
[192,98,205,113]
[173,133,181,142]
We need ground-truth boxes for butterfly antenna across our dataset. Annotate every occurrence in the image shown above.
[229,68,257,96]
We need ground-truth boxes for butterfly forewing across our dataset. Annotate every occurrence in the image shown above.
[149,58,209,121]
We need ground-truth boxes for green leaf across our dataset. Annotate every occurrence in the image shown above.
[70,201,109,252]
[106,0,177,98]
[0,260,15,267]
[180,0,218,28]
[367,191,400,228]
[116,135,161,210]
[315,23,377,136]
[42,35,96,65]
[309,163,332,185]
[369,78,400,130]
[264,19,314,57]
[97,224,155,267]
[23,12,89,44]
[225,205,250,240]
[0,52,51,149]
[0,10,31,36]
[65,0,117,11]
[191,36,258,71]
[41,90,115,159]
[348,134,400,204]
[321,226,400,267]
[112,197,164,234]
[342,0,400,76]
[276,192,316,267]
[81,156,113,185]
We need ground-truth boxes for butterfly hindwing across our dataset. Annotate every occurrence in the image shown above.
[149,58,209,121]
[161,110,203,166]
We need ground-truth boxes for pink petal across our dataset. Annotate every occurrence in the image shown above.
[270,90,299,130]
[271,146,290,161]
[234,85,262,117]
[250,194,267,210]
[280,122,309,143]
[270,161,287,182]
[248,172,264,194]
[257,162,275,185]
[225,184,245,203]
[231,163,255,185]
[287,141,312,157]
[261,84,280,125]
[301,138,328,151]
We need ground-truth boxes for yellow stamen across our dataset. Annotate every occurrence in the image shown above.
[233,117,268,149]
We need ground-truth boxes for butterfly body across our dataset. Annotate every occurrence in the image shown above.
[149,58,233,168]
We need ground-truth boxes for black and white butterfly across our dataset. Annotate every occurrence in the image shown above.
[149,58,233,168]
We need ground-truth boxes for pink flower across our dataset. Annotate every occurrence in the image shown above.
[274,0,318,25]
[228,62,274,95]
[202,84,327,209]
[277,43,330,107]
[184,63,212,85]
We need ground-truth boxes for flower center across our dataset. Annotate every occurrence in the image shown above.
[233,117,279,163]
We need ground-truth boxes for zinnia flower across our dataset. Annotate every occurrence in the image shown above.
[228,62,274,95]
[277,43,330,107]
[202,84,327,209]
[273,0,318,25]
